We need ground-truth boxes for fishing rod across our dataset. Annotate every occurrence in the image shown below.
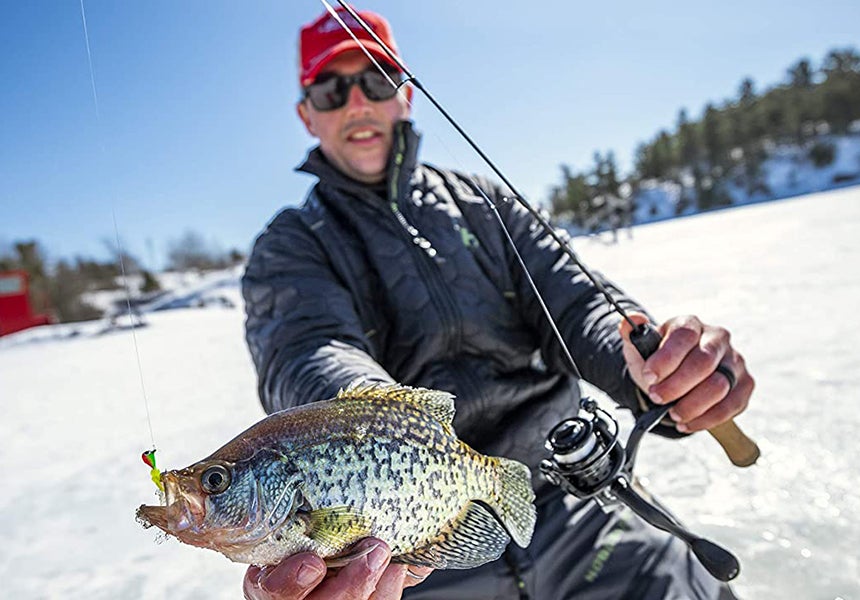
[326,0,758,465]
[323,0,757,581]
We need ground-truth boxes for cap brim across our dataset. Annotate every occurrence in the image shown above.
[301,40,401,87]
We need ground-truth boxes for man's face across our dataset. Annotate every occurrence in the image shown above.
[297,51,411,184]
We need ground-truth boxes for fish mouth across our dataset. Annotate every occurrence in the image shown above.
[136,471,206,538]
[136,503,169,531]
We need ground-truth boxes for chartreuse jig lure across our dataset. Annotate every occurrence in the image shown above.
[141,449,164,492]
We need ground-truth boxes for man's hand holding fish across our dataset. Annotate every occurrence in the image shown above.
[242,538,433,600]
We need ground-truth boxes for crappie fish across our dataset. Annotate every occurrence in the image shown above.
[137,384,536,569]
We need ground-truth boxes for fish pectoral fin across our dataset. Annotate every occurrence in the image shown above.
[336,384,456,426]
[306,506,374,555]
[394,501,510,570]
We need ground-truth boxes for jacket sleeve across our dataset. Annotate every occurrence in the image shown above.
[471,178,678,433]
[242,207,395,415]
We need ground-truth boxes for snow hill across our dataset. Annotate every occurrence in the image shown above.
[1,187,859,599]
[0,266,244,347]
[634,133,860,226]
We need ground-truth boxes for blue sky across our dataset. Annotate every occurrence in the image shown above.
[2,0,857,269]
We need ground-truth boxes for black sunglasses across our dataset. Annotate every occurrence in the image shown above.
[303,67,403,112]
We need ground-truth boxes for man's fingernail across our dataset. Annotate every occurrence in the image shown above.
[367,544,388,571]
[676,422,690,433]
[296,561,323,587]
[668,409,679,421]
[649,390,663,404]
[260,565,289,591]
[642,370,658,387]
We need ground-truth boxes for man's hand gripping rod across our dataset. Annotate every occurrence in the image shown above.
[629,323,760,467]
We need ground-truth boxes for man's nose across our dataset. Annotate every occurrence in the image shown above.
[344,81,372,113]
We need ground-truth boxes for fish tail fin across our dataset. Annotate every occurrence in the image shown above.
[486,457,537,548]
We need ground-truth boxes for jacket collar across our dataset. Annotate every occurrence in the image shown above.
[296,120,421,202]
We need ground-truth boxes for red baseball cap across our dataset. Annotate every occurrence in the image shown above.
[298,7,403,87]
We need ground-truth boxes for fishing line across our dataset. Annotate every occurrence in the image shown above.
[113,215,157,450]
[79,0,101,122]
[79,0,158,454]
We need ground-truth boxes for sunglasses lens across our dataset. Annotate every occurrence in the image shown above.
[306,68,401,111]
[360,71,399,101]
[306,76,346,111]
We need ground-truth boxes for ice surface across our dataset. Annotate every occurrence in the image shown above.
[2,187,859,599]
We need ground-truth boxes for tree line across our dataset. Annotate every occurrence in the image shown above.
[0,231,246,324]
[549,46,860,229]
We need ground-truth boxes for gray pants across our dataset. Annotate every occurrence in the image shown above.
[404,491,738,600]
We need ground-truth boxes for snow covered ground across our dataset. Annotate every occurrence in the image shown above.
[2,186,859,599]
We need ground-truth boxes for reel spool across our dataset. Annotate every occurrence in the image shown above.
[540,402,625,501]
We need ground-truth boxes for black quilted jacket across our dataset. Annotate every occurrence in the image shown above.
[242,121,649,496]
[241,121,727,599]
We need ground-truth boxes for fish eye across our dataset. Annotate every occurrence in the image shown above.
[200,464,231,494]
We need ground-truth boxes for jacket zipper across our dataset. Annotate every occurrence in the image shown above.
[388,175,495,467]
[388,129,463,354]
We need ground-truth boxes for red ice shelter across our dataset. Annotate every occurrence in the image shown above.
[0,270,53,336]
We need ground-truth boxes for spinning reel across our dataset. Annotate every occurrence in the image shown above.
[540,392,741,583]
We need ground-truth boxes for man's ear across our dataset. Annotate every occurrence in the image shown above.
[297,101,315,136]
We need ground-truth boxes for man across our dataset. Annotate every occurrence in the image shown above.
[241,8,752,600]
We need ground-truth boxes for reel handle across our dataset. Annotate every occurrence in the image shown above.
[612,477,740,582]
[629,322,760,468]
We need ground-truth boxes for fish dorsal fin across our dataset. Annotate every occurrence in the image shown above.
[394,501,510,569]
[336,383,455,426]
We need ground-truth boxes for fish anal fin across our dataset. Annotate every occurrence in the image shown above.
[394,501,510,570]
[336,383,456,426]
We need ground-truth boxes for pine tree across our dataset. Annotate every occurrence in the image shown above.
[549,165,592,228]
[788,58,813,88]
[702,103,726,170]
[786,59,815,143]
[678,108,700,167]
[821,48,860,132]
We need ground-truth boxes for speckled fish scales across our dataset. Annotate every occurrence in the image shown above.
[136,384,537,569]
